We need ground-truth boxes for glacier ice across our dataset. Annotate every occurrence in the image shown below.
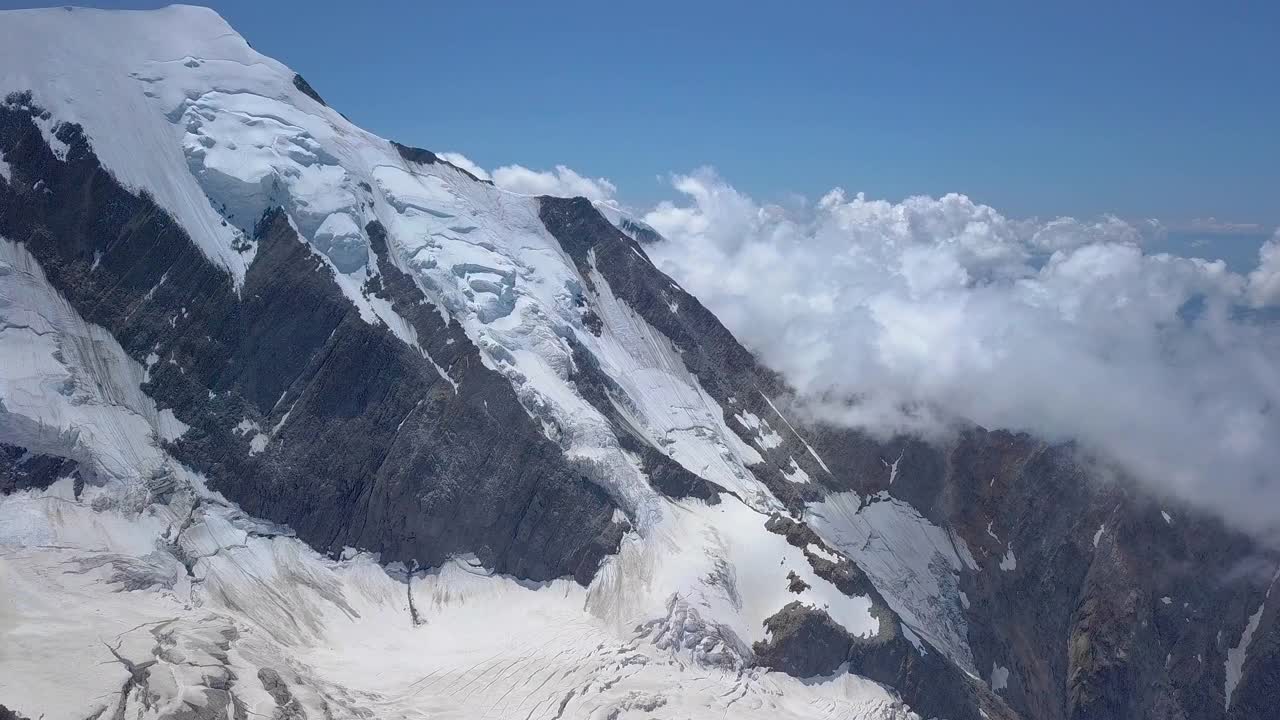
[0,6,918,719]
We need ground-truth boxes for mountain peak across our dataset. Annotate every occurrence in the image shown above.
[0,7,1275,720]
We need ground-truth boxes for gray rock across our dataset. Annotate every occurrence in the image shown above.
[0,441,81,496]
[0,95,622,585]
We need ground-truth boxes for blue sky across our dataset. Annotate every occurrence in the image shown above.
[7,1,1279,230]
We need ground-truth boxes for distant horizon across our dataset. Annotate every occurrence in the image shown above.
[3,0,1277,238]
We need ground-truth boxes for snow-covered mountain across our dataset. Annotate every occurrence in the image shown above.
[0,6,1276,720]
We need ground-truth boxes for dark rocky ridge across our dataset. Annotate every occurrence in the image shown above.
[391,141,494,185]
[538,196,1017,718]
[540,196,1280,719]
[562,333,725,503]
[538,196,821,512]
[0,442,82,497]
[291,73,326,107]
[0,92,622,585]
[761,514,1019,720]
[754,602,857,678]
[3,79,1277,720]
[898,430,1276,720]
[0,705,31,720]
[754,602,1018,720]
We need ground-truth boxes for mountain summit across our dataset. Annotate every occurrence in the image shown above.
[0,7,1275,720]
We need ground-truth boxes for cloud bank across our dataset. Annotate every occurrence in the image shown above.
[449,156,1280,537]
[639,169,1280,537]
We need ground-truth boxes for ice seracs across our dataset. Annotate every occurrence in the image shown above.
[0,191,912,719]
[9,6,1267,720]
[0,6,265,282]
[0,6,916,719]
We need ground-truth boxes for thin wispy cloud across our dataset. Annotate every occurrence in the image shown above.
[438,151,492,182]
[1183,217,1267,235]
[490,163,618,205]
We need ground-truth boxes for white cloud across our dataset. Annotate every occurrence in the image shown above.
[1029,215,1163,253]
[1247,231,1280,306]
[437,151,491,182]
[643,169,1280,538]
[491,163,618,204]
[426,155,619,205]
[1184,217,1266,235]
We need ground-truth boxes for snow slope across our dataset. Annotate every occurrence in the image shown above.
[809,490,979,672]
[0,5,773,521]
[0,227,907,718]
[0,7,909,719]
[0,479,912,720]
[0,6,260,281]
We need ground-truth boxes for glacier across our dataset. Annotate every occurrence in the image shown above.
[0,6,910,719]
[2,6,1277,720]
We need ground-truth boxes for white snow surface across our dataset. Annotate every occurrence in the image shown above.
[990,663,1010,693]
[1225,574,1276,710]
[883,452,903,485]
[0,6,265,282]
[0,0,778,529]
[0,481,914,720]
[1225,603,1264,709]
[0,238,187,480]
[999,545,1018,572]
[784,456,814,484]
[0,225,906,718]
[808,491,979,673]
[0,7,916,719]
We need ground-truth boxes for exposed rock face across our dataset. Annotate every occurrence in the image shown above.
[755,602,855,677]
[390,141,492,184]
[0,442,80,496]
[257,668,306,720]
[538,196,820,510]
[0,705,31,720]
[1,9,1276,719]
[791,421,1280,720]
[291,74,326,107]
[561,333,726,503]
[759,513,1017,720]
[540,195,1280,720]
[0,94,623,584]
